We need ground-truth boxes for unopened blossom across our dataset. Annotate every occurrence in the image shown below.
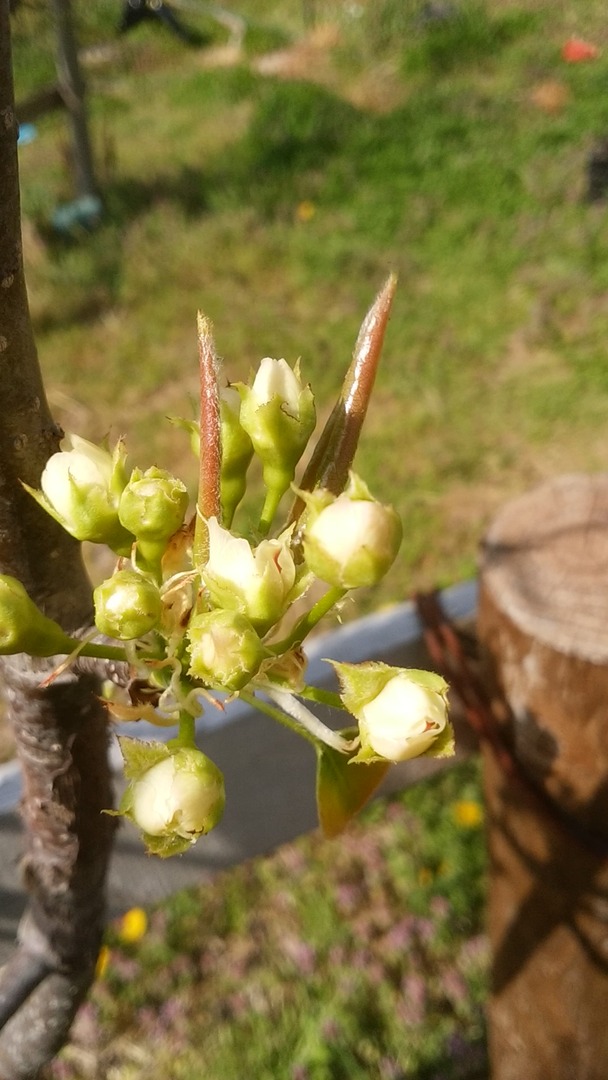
[0,574,75,656]
[94,569,162,640]
[202,517,296,632]
[119,466,189,543]
[28,435,132,551]
[187,609,266,691]
[358,674,449,761]
[237,358,315,521]
[331,661,452,764]
[301,473,402,589]
[130,748,225,844]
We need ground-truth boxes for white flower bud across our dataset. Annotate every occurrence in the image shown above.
[301,473,402,589]
[202,517,296,632]
[130,748,225,842]
[94,569,162,640]
[331,661,452,765]
[250,357,303,413]
[236,359,316,525]
[31,435,132,550]
[359,674,449,762]
[187,609,266,691]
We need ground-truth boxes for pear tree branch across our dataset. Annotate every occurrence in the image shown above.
[0,7,114,1076]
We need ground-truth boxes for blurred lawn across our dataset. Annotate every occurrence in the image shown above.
[12,0,608,612]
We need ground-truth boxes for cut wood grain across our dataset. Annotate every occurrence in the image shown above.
[479,473,608,1080]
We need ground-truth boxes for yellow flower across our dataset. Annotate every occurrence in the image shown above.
[119,906,148,943]
[453,800,483,828]
[95,945,110,979]
[295,200,315,222]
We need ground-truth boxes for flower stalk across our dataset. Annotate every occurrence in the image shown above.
[266,687,356,754]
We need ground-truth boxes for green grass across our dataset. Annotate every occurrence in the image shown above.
[49,761,488,1080]
[13,0,608,609]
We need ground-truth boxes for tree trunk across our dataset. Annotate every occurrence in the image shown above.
[0,6,113,1077]
[478,473,608,1080]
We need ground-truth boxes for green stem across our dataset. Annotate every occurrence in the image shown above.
[168,710,197,750]
[258,477,288,537]
[133,540,164,585]
[240,689,318,749]
[69,640,128,662]
[268,586,346,655]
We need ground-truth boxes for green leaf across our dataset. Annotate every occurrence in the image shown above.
[316,736,390,838]
[287,274,397,526]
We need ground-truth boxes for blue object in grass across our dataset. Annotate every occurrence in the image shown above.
[52,195,103,234]
[17,123,37,146]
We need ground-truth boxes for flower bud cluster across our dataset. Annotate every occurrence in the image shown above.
[13,330,452,856]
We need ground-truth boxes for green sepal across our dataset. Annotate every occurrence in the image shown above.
[330,660,448,718]
[118,736,170,785]
[138,831,194,858]
[105,740,163,822]
[110,740,191,855]
[167,416,200,458]
[425,718,456,760]
[315,731,390,838]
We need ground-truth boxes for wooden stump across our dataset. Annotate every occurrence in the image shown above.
[478,473,608,1080]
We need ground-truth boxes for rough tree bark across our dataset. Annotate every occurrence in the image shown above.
[478,473,608,1080]
[0,5,114,1077]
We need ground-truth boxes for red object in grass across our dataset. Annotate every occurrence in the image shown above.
[562,38,600,63]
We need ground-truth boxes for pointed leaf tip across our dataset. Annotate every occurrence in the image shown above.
[196,311,222,554]
[288,276,398,522]
[316,739,390,838]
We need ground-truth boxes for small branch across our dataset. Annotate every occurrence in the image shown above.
[49,0,98,200]
[0,659,114,1080]
[0,952,50,1029]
